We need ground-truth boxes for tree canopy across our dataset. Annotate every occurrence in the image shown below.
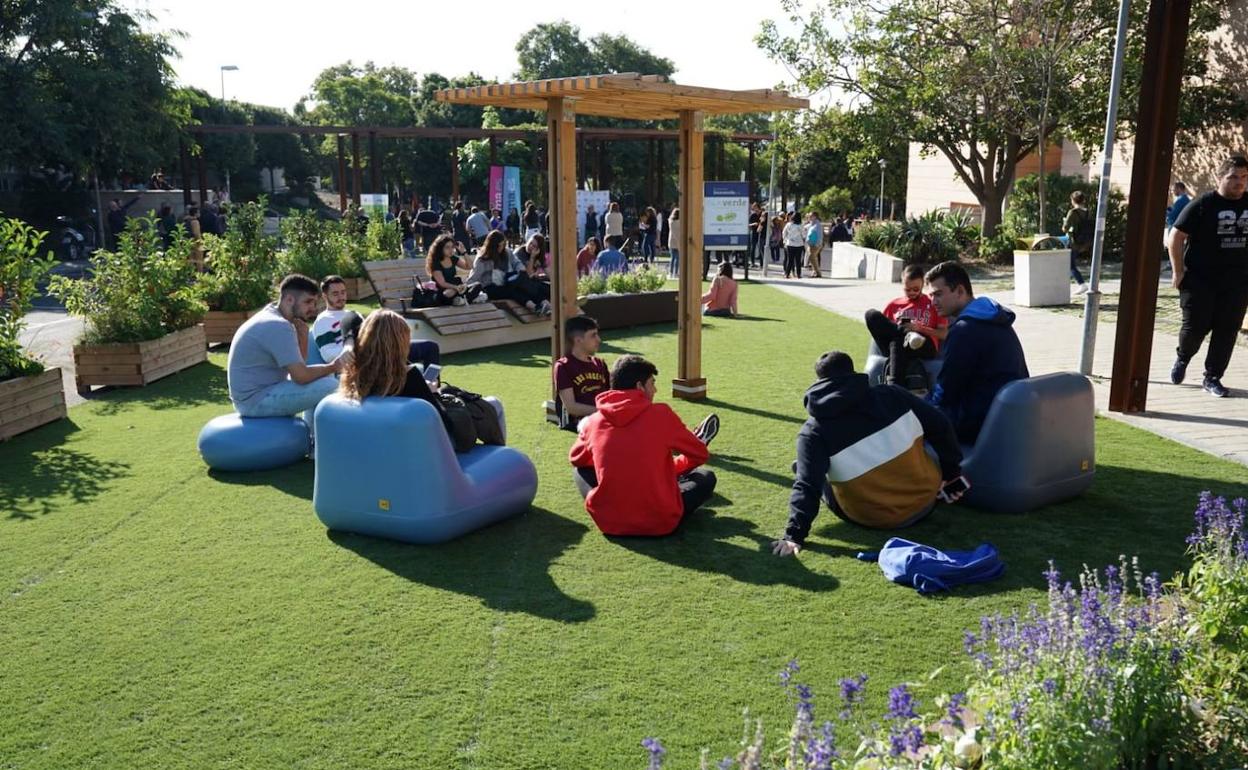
[758,0,1244,235]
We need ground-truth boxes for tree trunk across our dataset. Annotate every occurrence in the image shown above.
[981,187,1006,239]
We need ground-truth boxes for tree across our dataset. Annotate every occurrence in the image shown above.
[0,0,185,181]
[514,21,675,81]
[759,0,1244,237]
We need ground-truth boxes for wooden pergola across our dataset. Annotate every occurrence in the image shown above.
[435,73,807,400]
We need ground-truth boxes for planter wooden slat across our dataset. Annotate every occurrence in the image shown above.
[342,277,375,301]
[203,309,259,345]
[74,325,207,393]
[0,368,67,441]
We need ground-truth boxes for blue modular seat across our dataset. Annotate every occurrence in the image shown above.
[864,340,943,388]
[307,329,325,365]
[198,413,310,472]
[959,372,1095,513]
[312,394,536,544]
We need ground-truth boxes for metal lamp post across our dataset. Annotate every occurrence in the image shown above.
[220,65,239,196]
[877,159,887,219]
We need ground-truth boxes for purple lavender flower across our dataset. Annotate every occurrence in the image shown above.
[886,685,918,720]
[642,737,665,770]
[888,724,923,757]
[779,659,800,689]
[1041,677,1057,696]
[838,674,867,718]
[946,691,967,726]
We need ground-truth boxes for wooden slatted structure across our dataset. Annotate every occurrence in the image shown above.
[436,74,807,400]
[361,258,516,335]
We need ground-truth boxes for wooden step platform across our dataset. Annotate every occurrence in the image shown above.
[362,258,428,313]
[415,303,512,336]
[493,299,543,324]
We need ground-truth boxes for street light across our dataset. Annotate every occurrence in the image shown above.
[878,158,887,220]
[220,65,239,195]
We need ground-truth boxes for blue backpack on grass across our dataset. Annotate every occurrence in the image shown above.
[857,538,1005,595]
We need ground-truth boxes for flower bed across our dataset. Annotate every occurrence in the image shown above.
[641,492,1248,769]
[73,325,206,393]
[577,267,675,330]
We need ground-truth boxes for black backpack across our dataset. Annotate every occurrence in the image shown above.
[437,384,505,450]
[1073,208,1095,247]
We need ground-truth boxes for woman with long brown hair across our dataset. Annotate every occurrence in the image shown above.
[426,233,483,306]
[339,310,440,408]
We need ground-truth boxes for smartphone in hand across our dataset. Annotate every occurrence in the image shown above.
[938,475,970,503]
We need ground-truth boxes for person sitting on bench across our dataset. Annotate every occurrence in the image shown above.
[924,261,1029,444]
[864,264,948,392]
[312,275,440,369]
[469,230,551,315]
[427,234,484,306]
[771,351,965,557]
[570,355,720,536]
[553,315,610,432]
[228,274,349,429]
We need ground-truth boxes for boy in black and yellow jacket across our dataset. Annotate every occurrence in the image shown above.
[775,351,965,555]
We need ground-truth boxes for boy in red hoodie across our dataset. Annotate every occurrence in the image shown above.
[569,355,719,536]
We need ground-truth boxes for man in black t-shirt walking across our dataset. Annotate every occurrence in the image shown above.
[1169,155,1248,397]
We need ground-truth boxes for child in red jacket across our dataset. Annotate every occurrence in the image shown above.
[569,355,720,536]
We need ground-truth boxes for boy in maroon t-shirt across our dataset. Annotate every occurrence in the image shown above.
[553,315,610,431]
[865,264,948,390]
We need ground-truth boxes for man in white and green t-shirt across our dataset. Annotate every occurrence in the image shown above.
[312,275,441,368]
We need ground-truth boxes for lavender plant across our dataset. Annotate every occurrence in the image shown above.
[1175,493,1248,760]
[640,494,1248,769]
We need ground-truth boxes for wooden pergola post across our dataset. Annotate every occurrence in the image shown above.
[369,131,380,194]
[450,139,460,202]
[351,133,362,207]
[196,152,209,206]
[1109,0,1192,412]
[179,140,193,207]
[674,110,706,400]
[336,135,348,211]
[547,97,580,371]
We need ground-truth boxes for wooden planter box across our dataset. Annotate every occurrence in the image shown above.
[580,290,678,330]
[0,368,68,441]
[202,309,259,345]
[342,277,375,301]
[73,325,208,393]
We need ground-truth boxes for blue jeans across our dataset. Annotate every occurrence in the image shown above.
[668,247,680,277]
[641,231,655,262]
[1070,251,1085,285]
[238,377,339,435]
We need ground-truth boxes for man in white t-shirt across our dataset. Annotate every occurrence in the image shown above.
[312,275,441,368]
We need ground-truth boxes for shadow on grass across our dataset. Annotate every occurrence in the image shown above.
[709,453,797,489]
[809,464,1248,597]
[701,397,806,426]
[328,506,596,623]
[87,361,228,416]
[612,513,839,592]
[208,461,314,501]
[0,420,131,520]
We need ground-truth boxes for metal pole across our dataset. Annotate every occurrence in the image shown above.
[878,168,885,219]
[1077,0,1132,375]
[764,116,778,277]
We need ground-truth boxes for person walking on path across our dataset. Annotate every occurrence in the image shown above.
[804,211,824,278]
[1166,181,1191,251]
[1168,155,1248,398]
[782,211,806,279]
[1062,191,1092,294]
[667,208,681,278]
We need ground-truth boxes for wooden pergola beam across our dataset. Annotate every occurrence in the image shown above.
[547,98,579,367]
[674,110,706,400]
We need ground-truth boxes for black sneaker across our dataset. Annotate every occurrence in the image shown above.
[1203,377,1229,398]
[693,413,720,446]
[1170,358,1188,385]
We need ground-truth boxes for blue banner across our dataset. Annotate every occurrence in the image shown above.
[503,166,522,223]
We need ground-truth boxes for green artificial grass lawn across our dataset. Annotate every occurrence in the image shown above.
[3,282,1248,769]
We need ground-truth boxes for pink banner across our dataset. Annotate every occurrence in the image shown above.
[489,166,504,214]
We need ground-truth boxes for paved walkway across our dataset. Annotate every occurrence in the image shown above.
[753,271,1248,467]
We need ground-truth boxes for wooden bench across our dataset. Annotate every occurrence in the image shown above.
[361,258,513,335]
[361,259,427,314]
[493,299,543,324]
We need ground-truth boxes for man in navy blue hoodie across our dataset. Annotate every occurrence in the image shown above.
[924,261,1029,444]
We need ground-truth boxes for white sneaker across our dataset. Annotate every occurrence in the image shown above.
[904,331,925,350]
[1074,283,1089,295]
[452,296,466,306]
[525,300,537,312]
[538,300,552,315]
[471,294,489,304]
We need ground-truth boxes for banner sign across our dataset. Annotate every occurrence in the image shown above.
[360,193,388,223]
[502,166,522,222]
[489,166,504,214]
[575,189,611,244]
[703,181,749,249]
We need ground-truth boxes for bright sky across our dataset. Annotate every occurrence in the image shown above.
[132,0,810,114]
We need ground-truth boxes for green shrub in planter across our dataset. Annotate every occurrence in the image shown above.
[362,218,403,265]
[853,219,902,254]
[49,216,206,345]
[577,272,608,297]
[1005,173,1127,260]
[197,197,280,312]
[0,217,57,381]
[891,210,959,265]
[278,210,348,281]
